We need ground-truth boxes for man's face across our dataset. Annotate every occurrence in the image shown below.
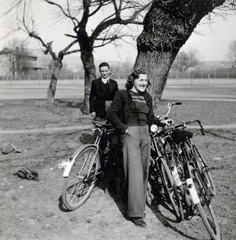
[99,66,110,79]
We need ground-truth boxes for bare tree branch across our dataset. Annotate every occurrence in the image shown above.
[44,0,80,27]
[90,1,152,40]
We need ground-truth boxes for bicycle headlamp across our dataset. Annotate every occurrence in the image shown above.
[150,124,158,133]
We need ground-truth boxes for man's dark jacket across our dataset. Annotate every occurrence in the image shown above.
[106,90,161,134]
[89,78,118,119]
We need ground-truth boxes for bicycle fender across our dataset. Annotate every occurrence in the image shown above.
[63,144,97,178]
[63,160,75,177]
[186,178,200,204]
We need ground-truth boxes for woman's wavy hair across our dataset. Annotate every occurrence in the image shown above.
[125,68,151,90]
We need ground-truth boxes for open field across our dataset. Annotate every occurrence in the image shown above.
[0,78,236,100]
[0,83,236,240]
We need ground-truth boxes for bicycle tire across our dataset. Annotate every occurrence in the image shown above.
[190,166,220,240]
[192,144,216,196]
[62,144,100,210]
[160,157,184,221]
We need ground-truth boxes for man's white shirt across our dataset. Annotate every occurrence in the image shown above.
[102,78,109,84]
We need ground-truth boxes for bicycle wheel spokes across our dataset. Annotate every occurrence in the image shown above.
[160,158,184,221]
[65,180,90,205]
[190,166,220,240]
[62,145,100,210]
[192,145,216,196]
[147,157,166,204]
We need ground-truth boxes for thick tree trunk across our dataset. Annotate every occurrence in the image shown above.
[80,50,96,114]
[47,59,62,104]
[135,0,225,110]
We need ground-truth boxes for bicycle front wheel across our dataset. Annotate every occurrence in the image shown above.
[192,144,216,196]
[160,158,184,221]
[62,144,100,210]
[190,166,220,240]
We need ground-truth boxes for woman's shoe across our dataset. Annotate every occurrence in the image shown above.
[131,217,146,228]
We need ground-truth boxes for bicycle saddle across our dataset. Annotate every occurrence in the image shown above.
[171,129,193,144]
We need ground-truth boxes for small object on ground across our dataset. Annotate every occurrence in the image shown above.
[1,143,21,154]
[13,168,39,181]
[58,160,69,169]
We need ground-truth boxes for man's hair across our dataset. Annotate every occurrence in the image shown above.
[125,68,150,90]
[99,62,110,69]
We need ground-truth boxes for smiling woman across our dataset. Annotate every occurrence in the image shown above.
[106,68,166,228]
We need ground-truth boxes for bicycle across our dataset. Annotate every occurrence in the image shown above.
[148,102,184,221]
[169,120,219,240]
[61,120,116,210]
[149,102,220,240]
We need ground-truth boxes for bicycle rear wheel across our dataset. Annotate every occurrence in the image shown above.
[192,144,216,196]
[160,158,184,221]
[62,144,100,210]
[190,166,220,240]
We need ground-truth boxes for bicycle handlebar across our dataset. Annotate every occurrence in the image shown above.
[154,102,205,136]
[159,102,182,120]
[92,120,114,134]
[152,119,205,138]
[175,119,205,136]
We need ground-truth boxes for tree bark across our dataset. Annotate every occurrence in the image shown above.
[47,58,62,104]
[80,50,96,114]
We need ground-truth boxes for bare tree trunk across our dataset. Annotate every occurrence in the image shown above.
[134,0,225,111]
[47,59,62,104]
[80,50,96,114]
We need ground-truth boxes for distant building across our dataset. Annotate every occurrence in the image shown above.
[0,47,46,79]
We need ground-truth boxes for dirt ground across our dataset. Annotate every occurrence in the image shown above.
[0,98,236,240]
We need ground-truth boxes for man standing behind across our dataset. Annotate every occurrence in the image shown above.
[89,62,118,121]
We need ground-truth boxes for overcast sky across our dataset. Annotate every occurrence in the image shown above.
[1,2,236,64]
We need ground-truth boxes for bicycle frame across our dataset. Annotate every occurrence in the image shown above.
[150,129,185,220]
[150,102,220,239]
[164,120,215,209]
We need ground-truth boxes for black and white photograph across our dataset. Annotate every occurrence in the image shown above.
[0,1,236,240]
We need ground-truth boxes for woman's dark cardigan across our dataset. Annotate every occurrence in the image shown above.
[106,90,161,134]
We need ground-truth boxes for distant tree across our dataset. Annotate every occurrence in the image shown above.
[5,0,152,109]
[26,32,78,104]
[121,58,134,76]
[4,38,32,80]
[134,0,236,108]
[171,49,200,73]
[111,58,133,79]
[225,40,236,68]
